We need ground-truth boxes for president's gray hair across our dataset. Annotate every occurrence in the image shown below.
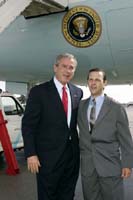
[55,53,77,67]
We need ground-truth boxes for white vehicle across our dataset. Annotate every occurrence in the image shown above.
[0,92,24,152]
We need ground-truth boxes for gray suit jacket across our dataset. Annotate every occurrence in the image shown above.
[78,95,133,177]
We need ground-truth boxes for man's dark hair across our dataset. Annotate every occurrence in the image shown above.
[87,68,107,82]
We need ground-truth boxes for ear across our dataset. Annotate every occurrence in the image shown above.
[53,64,57,73]
[104,80,107,86]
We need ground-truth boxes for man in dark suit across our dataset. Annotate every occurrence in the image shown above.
[78,68,133,200]
[22,53,83,200]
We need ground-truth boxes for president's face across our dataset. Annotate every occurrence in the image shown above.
[54,57,76,85]
[88,71,107,97]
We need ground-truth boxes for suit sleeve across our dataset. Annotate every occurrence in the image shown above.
[22,86,41,158]
[116,105,133,168]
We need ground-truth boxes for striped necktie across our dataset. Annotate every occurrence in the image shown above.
[90,98,96,134]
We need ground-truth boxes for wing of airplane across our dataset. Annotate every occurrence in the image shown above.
[0,0,32,33]
[0,0,133,86]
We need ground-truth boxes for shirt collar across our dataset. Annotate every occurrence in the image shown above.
[90,93,105,105]
[53,76,68,91]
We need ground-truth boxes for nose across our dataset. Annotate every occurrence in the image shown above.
[91,80,96,84]
[66,66,73,73]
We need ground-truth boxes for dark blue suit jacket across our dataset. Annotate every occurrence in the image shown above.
[22,79,83,172]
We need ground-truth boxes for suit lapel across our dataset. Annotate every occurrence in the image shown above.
[68,84,76,126]
[68,84,78,109]
[69,83,83,128]
[48,79,67,120]
[79,98,90,132]
[95,96,112,127]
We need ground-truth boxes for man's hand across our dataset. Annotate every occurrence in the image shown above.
[27,155,41,174]
[121,168,132,178]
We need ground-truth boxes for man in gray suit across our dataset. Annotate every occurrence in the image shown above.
[78,68,133,200]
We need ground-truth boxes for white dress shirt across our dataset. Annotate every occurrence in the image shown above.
[54,77,71,127]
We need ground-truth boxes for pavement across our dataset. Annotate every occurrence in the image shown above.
[0,106,133,200]
[0,149,133,200]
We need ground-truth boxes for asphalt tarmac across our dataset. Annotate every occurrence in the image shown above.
[0,150,133,200]
[0,106,133,200]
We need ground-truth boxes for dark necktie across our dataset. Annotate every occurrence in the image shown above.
[90,99,96,134]
[62,86,68,116]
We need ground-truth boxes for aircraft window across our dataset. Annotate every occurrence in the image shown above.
[1,96,23,115]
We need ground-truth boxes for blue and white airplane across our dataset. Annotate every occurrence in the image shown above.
[0,0,133,86]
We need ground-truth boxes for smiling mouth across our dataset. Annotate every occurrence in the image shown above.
[64,75,70,78]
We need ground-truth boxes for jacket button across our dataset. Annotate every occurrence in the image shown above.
[69,136,71,140]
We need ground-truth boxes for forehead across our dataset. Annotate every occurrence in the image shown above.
[89,71,104,79]
[59,57,76,66]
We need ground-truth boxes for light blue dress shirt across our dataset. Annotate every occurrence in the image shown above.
[87,94,105,123]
